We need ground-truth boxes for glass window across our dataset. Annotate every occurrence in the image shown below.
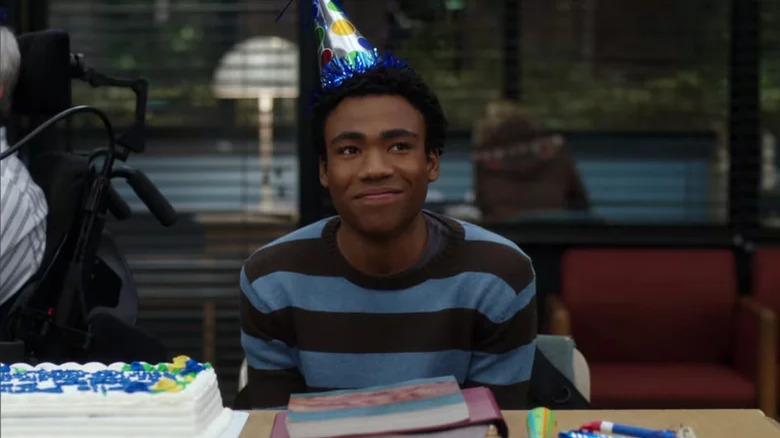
[388,0,731,225]
[51,0,300,221]
[761,0,780,228]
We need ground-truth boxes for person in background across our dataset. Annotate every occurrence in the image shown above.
[472,100,590,222]
[0,22,48,315]
[238,0,537,410]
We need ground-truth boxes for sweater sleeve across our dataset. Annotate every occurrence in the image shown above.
[239,266,306,408]
[465,276,537,409]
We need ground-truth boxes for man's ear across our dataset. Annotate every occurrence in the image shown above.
[427,149,440,182]
[319,158,329,188]
[0,85,4,100]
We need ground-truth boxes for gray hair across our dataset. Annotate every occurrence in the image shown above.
[0,25,21,117]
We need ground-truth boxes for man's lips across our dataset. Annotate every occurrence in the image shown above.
[354,188,403,200]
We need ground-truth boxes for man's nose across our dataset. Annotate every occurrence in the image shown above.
[358,149,394,181]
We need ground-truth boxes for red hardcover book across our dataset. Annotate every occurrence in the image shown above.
[269,386,508,438]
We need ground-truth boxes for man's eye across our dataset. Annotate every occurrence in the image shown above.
[339,146,360,155]
[390,142,412,151]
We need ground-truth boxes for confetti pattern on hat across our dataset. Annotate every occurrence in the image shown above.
[313,0,405,89]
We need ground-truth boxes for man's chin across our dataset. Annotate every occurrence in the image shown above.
[337,201,425,239]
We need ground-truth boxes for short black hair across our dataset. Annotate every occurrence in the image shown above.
[312,65,448,160]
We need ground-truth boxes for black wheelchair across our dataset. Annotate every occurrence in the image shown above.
[0,29,175,365]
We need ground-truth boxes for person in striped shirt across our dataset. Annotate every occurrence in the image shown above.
[240,62,537,409]
[0,24,48,312]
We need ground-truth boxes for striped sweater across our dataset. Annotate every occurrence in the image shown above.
[240,213,537,409]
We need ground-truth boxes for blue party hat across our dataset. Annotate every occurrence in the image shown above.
[313,0,405,89]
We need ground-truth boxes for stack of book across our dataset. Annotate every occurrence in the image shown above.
[270,376,507,438]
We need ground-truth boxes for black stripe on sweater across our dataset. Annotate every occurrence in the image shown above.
[241,293,537,354]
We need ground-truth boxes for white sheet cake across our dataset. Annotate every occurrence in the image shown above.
[0,355,232,438]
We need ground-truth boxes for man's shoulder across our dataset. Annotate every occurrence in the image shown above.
[265,216,335,248]
[455,219,525,250]
[243,217,336,282]
[436,217,535,293]
[449,217,531,265]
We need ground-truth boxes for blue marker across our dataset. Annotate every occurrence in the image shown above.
[580,421,678,438]
[559,432,619,438]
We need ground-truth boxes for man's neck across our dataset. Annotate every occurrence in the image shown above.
[336,213,429,276]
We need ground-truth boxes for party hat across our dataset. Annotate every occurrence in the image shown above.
[313,0,403,89]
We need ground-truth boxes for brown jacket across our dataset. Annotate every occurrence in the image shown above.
[472,101,590,222]
[473,135,590,222]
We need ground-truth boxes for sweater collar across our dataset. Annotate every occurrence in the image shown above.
[320,211,465,290]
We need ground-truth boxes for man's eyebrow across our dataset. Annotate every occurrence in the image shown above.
[329,131,366,146]
[380,129,418,140]
[329,129,418,146]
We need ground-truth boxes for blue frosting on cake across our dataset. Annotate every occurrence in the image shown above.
[0,358,210,395]
[1,369,148,394]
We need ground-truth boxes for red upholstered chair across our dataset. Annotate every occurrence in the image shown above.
[547,248,776,415]
[753,247,780,410]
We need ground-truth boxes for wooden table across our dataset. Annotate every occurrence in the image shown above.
[238,409,780,437]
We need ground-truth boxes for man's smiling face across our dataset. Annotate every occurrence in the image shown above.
[319,94,439,237]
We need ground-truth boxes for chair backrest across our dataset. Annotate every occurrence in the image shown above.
[536,334,591,402]
[238,358,248,392]
[753,247,780,314]
[561,248,738,363]
[572,348,590,402]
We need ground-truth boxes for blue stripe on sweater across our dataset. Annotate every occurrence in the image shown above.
[297,350,471,388]
[258,216,527,256]
[242,331,298,369]
[241,267,290,313]
[457,219,533,261]
[242,272,534,324]
[468,340,536,385]
[259,217,332,249]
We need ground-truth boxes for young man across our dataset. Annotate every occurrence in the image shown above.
[239,0,536,410]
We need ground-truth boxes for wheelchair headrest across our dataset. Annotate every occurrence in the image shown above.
[12,29,73,117]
